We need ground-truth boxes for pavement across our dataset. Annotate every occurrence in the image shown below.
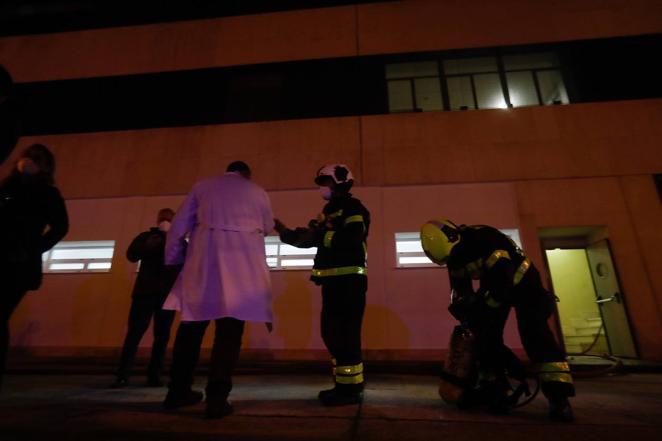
[1,372,661,441]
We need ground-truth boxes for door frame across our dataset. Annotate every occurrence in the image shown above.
[538,226,639,358]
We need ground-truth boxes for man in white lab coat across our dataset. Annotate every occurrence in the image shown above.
[162,161,274,419]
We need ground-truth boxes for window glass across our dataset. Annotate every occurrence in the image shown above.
[474,74,507,109]
[503,52,558,70]
[395,229,522,268]
[537,70,569,104]
[43,241,115,273]
[387,80,414,112]
[386,61,439,79]
[414,78,443,111]
[447,76,475,110]
[264,236,316,270]
[443,57,498,75]
[395,233,435,268]
[507,71,539,107]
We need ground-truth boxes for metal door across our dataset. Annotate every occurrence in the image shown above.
[586,240,637,357]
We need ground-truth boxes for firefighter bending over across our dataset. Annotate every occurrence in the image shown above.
[420,219,574,422]
[275,164,369,406]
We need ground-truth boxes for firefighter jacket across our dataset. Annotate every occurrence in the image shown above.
[280,193,369,285]
[447,225,532,308]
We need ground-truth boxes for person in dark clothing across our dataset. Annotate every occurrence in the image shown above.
[110,208,180,388]
[420,219,574,422]
[0,65,20,164]
[0,144,69,391]
[275,164,369,406]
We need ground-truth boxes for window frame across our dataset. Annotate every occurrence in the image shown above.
[394,229,523,269]
[385,49,569,113]
[42,240,116,274]
[264,236,317,271]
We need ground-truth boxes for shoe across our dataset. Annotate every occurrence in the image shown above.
[317,387,336,401]
[318,389,363,406]
[549,397,574,422]
[206,400,234,419]
[163,389,204,410]
[109,377,129,389]
[146,377,164,387]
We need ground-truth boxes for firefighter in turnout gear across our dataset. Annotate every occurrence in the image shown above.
[274,164,369,406]
[420,219,575,422]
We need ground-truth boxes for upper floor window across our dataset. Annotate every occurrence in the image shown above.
[444,56,506,110]
[43,241,115,273]
[386,61,443,112]
[503,52,568,107]
[386,52,569,113]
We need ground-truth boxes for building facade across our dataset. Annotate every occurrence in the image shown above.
[1,0,661,361]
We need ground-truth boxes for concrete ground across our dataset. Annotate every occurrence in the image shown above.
[1,373,661,441]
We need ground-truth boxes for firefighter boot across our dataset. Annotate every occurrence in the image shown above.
[542,379,575,422]
[318,383,363,406]
[548,396,574,422]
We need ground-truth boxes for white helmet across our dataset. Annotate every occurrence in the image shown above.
[315,164,354,185]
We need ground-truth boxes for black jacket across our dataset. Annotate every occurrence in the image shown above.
[280,194,370,285]
[0,173,69,290]
[126,228,180,298]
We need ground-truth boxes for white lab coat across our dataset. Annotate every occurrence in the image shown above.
[163,172,275,322]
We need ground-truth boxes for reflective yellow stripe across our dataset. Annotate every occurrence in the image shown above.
[536,362,573,384]
[539,372,574,383]
[344,215,364,227]
[537,361,571,372]
[486,250,511,269]
[336,373,365,385]
[311,266,367,277]
[513,258,531,285]
[324,231,335,248]
[336,363,363,376]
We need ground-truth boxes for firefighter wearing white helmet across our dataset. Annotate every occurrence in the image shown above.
[420,219,575,422]
[275,164,369,406]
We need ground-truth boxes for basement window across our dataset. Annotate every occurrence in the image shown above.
[395,229,522,268]
[43,241,115,273]
[265,236,316,270]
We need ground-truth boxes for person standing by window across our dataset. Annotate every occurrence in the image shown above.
[0,144,68,391]
[110,208,180,388]
[162,161,274,419]
[275,164,369,406]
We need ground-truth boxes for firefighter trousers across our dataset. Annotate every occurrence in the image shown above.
[320,274,366,392]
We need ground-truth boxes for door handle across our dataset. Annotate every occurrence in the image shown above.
[596,293,621,304]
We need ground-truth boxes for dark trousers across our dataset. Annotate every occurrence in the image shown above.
[469,270,572,399]
[320,275,367,388]
[0,284,26,390]
[117,296,175,380]
[169,317,245,401]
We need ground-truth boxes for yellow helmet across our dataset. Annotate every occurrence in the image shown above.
[420,219,461,265]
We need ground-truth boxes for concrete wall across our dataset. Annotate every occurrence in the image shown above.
[3,0,662,361]
[3,100,661,360]
[10,183,523,359]
[10,174,662,360]
[2,100,661,198]
[1,0,661,82]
